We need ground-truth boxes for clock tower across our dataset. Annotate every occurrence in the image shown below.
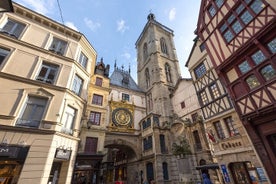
[135,13,182,183]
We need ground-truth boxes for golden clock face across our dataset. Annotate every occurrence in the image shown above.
[112,108,132,126]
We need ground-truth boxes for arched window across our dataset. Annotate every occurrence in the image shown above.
[160,37,168,54]
[146,162,154,182]
[145,68,150,88]
[162,162,169,180]
[165,63,172,82]
[143,43,148,61]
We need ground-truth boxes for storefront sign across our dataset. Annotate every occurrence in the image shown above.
[221,164,231,183]
[256,167,268,181]
[55,149,71,160]
[0,145,19,158]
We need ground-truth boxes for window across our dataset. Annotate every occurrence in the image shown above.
[160,37,168,54]
[16,96,47,128]
[145,68,150,88]
[208,0,224,17]
[210,83,220,99]
[246,75,260,89]
[162,162,169,180]
[142,118,151,129]
[208,5,217,17]
[214,121,225,139]
[146,162,154,182]
[36,62,59,84]
[195,63,206,79]
[78,52,88,68]
[122,93,130,101]
[224,116,239,136]
[143,136,153,151]
[71,75,83,95]
[61,106,76,135]
[251,50,266,65]
[191,113,198,123]
[238,60,251,74]
[92,94,103,106]
[160,134,166,153]
[180,101,185,109]
[49,37,67,55]
[89,111,101,125]
[193,130,202,151]
[95,77,103,86]
[267,38,276,54]
[261,65,276,81]
[84,137,98,153]
[199,43,205,52]
[200,91,208,105]
[143,43,148,61]
[147,93,153,112]
[1,19,25,38]
[165,63,172,82]
[220,0,264,43]
[0,47,10,66]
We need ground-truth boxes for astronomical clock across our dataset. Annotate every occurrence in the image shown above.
[108,101,134,132]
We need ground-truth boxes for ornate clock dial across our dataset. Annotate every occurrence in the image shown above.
[112,108,132,126]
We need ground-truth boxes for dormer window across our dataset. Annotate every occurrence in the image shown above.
[49,37,67,55]
[1,19,25,39]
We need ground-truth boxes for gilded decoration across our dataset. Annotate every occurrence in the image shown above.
[108,101,134,132]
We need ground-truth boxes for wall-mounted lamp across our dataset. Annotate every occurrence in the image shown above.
[0,0,14,12]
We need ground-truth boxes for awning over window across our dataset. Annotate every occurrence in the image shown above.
[196,163,219,170]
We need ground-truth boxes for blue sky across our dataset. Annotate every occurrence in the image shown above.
[13,0,201,80]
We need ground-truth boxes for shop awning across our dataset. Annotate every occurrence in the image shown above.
[196,163,219,170]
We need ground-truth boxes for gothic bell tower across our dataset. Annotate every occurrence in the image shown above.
[136,13,181,125]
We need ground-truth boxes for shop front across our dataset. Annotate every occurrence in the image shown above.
[229,162,268,184]
[0,144,29,184]
[72,153,104,184]
[48,148,72,184]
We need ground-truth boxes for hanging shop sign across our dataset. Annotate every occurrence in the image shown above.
[55,148,71,160]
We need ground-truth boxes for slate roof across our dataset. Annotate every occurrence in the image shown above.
[110,67,142,92]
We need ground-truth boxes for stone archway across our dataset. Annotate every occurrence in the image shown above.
[103,133,141,183]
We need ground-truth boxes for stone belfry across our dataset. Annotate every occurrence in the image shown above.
[136,13,181,124]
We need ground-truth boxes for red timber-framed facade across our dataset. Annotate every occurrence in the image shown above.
[196,0,276,183]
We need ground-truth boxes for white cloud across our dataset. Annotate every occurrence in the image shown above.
[84,18,101,32]
[65,21,78,31]
[169,8,176,21]
[117,19,129,33]
[121,52,131,60]
[15,0,55,15]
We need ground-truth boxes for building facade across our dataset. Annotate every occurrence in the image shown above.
[196,0,276,183]
[186,36,267,184]
[0,2,96,184]
[171,78,217,183]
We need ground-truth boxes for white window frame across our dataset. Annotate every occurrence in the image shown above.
[36,61,59,84]
[61,106,76,135]
[16,96,47,128]
[1,18,26,38]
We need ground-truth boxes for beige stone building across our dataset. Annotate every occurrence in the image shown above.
[171,78,216,183]
[186,37,268,184]
[0,2,96,184]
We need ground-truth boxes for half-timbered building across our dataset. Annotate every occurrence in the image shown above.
[196,0,276,182]
[186,36,267,184]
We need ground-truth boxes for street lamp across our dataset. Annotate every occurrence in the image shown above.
[0,0,14,13]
